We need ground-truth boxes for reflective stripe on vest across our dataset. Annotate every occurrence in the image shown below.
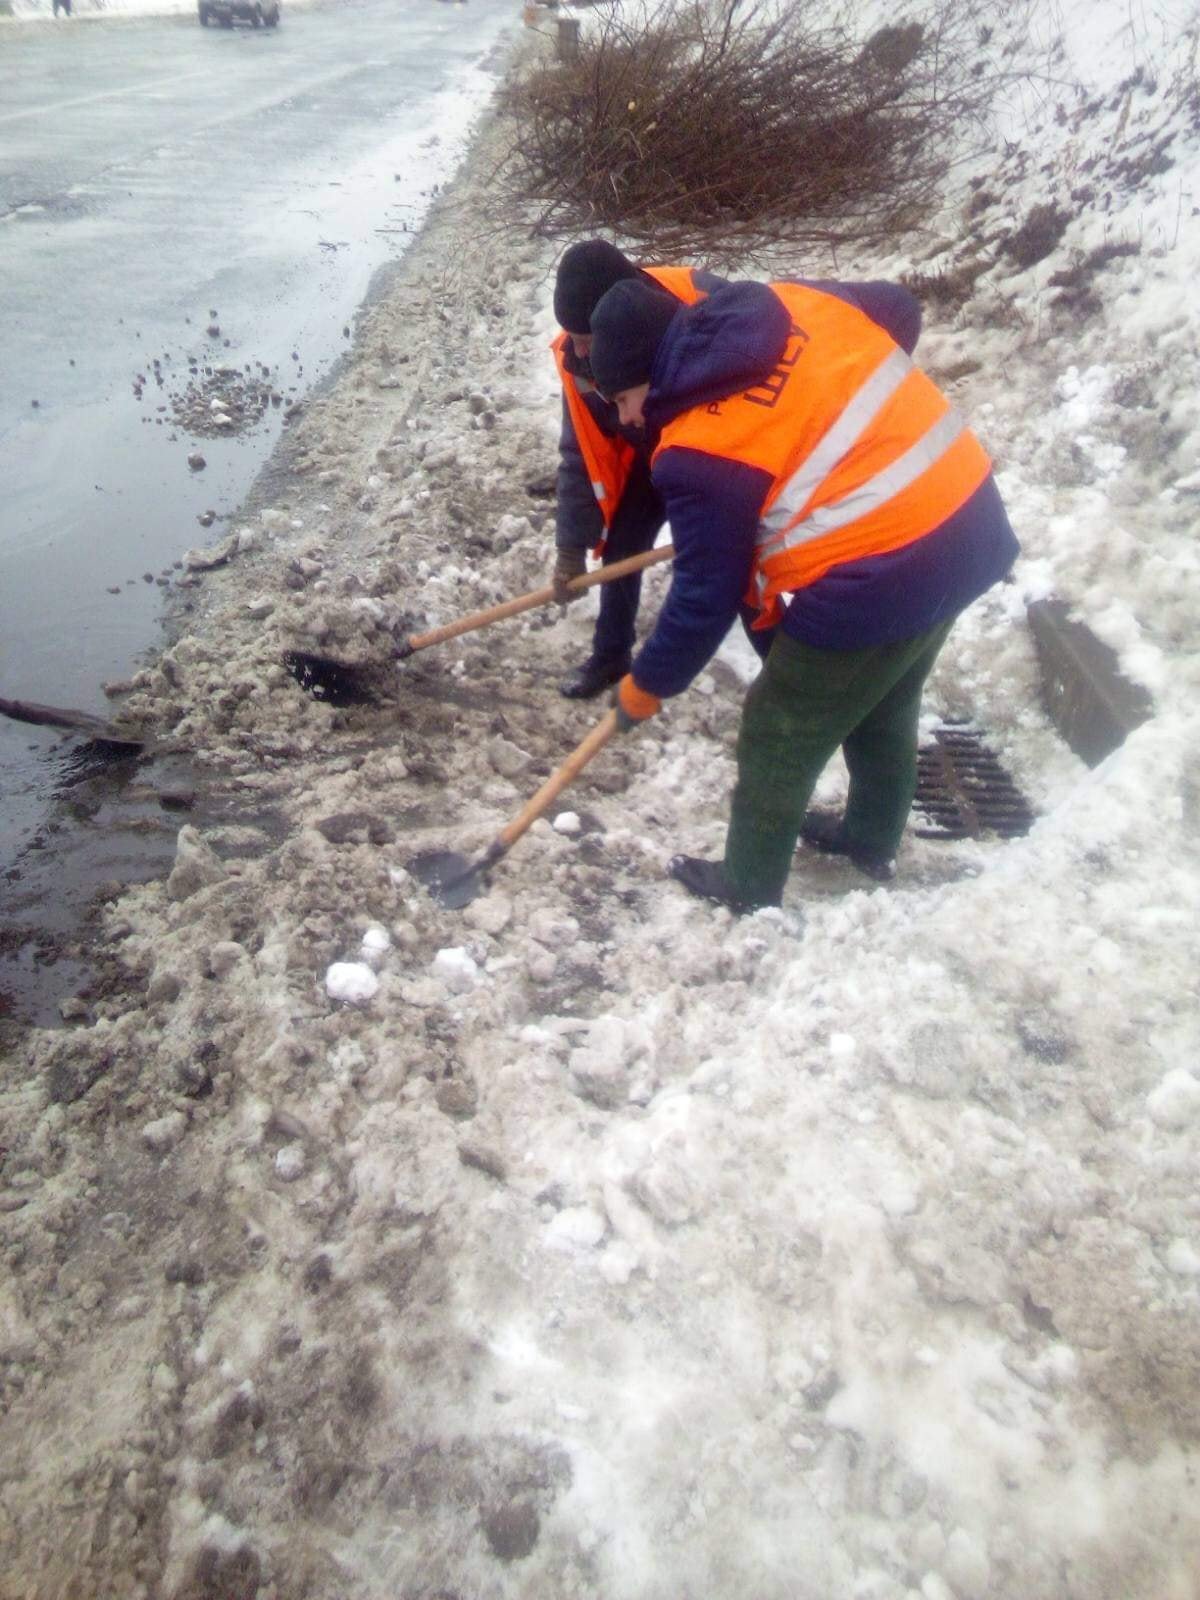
[654,282,990,626]
[758,348,912,543]
[764,406,968,550]
[551,264,708,528]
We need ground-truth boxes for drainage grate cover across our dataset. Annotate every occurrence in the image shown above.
[913,724,1035,841]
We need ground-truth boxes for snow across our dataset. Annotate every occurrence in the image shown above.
[273,1142,306,1181]
[1147,1067,1200,1129]
[324,960,379,1003]
[1165,1239,1200,1277]
[3,1,1200,1597]
[359,922,391,968]
[431,944,481,990]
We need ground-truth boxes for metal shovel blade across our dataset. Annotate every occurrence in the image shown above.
[406,711,617,911]
[282,651,378,706]
[283,547,675,687]
[408,849,485,910]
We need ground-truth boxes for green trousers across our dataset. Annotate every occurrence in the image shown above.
[723,618,955,905]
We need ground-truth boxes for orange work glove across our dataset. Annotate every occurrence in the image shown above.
[613,673,662,733]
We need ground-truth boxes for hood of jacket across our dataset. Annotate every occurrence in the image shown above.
[644,280,792,435]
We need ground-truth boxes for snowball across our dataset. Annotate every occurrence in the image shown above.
[325,961,379,1003]
[360,923,391,968]
[274,1144,307,1182]
[599,1240,639,1285]
[142,1113,186,1154]
[544,1205,607,1252]
[1146,1069,1200,1130]
[879,1178,920,1218]
[552,811,581,835]
[1165,1239,1200,1276]
[432,946,479,991]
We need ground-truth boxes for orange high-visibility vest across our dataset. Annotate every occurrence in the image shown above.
[653,282,992,628]
[551,265,708,530]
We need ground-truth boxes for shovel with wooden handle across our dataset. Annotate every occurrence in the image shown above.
[284,544,675,696]
[394,543,674,660]
[409,707,619,908]
[0,695,150,749]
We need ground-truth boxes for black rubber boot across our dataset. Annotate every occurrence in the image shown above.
[799,811,849,853]
[667,856,774,914]
[558,654,631,700]
[799,811,896,882]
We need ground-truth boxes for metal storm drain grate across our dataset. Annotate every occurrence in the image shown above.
[913,724,1036,841]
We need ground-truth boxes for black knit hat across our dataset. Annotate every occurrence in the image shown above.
[553,239,642,335]
[589,279,681,397]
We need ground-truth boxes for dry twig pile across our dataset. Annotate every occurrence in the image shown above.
[496,0,1008,262]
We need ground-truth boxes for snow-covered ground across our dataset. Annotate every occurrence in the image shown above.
[2,3,1199,1597]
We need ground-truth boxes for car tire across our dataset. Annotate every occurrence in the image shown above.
[265,6,278,23]
[251,4,262,23]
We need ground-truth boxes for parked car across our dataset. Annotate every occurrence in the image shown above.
[198,0,280,26]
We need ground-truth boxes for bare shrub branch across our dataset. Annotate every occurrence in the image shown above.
[490,0,1033,264]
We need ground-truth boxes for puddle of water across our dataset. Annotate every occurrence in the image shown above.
[0,739,289,1029]
[1,746,181,1027]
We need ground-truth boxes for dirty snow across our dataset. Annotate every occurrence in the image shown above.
[2,3,1200,1598]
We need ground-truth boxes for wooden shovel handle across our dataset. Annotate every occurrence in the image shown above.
[0,695,146,748]
[493,708,619,857]
[398,544,674,657]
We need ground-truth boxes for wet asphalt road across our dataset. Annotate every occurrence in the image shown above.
[0,0,512,872]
